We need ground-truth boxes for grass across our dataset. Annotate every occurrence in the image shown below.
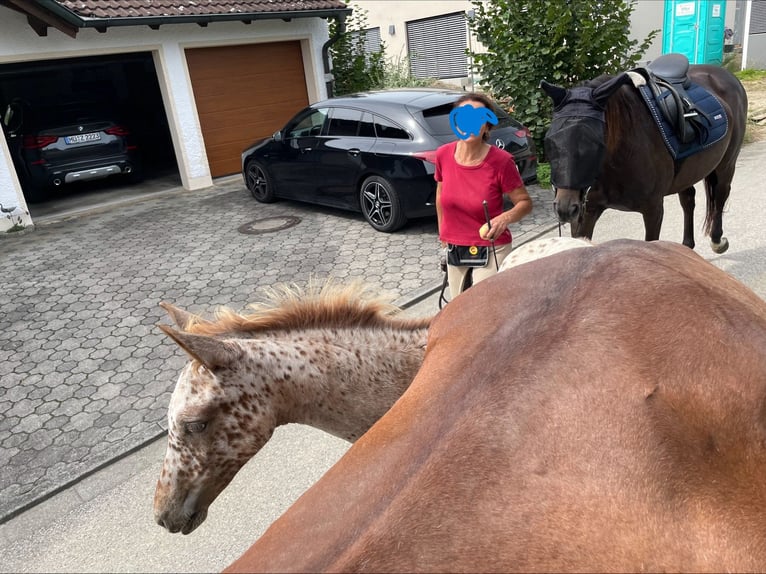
[536,163,551,187]
[736,69,766,82]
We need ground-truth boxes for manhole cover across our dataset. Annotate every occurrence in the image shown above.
[238,215,301,235]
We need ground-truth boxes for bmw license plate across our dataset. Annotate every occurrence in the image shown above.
[65,132,101,144]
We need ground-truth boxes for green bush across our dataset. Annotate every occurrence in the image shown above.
[381,53,437,89]
[329,3,386,96]
[536,163,551,188]
[469,0,657,160]
[329,4,439,95]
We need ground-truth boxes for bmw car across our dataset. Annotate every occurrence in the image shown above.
[241,89,538,232]
[3,99,141,203]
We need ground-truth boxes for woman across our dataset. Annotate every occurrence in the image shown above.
[436,92,533,300]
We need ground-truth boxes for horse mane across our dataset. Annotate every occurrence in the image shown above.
[184,280,433,336]
[586,74,644,156]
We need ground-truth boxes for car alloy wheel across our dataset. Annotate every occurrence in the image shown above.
[245,160,275,203]
[359,175,407,232]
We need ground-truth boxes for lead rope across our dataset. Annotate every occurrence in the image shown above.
[438,249,449,310]
[552,185,563,237]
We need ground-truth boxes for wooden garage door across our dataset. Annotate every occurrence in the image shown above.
[186,42,309,177]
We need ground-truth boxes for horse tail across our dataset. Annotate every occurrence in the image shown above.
[703,173,716,237]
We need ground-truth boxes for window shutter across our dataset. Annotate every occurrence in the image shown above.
[406,12,467,79]
[752,1,766,34]
[363,27,382,55]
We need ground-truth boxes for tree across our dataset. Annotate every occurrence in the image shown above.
[329,3,386,96]
[469,0,658,159]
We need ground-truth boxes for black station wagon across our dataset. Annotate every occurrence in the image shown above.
[241,89,538,232]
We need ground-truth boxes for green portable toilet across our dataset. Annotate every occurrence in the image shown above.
[662,0,726,65]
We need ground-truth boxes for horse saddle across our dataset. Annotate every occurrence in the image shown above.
[631,54,706,144]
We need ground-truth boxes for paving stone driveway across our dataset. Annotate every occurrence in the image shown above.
[0,176,556,522]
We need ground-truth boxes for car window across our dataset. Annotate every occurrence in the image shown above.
[327,108,363,137]
[24,102,116,130]
[359,112,376,137]
[421,101,511,137]
[374,115,409,140]
[287,108,329,139]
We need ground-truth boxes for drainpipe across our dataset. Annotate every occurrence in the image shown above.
[742,0,752,71]
[322,12,347,98]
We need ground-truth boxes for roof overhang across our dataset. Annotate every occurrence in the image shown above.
[0,0,351,38]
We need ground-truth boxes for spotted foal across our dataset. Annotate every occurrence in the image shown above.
[153,282,431,534]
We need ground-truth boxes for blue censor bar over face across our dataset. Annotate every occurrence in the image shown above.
[449,104,498,140]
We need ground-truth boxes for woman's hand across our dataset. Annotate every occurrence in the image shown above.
[479,217,509,241]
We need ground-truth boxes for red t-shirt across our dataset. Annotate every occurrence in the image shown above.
[435,141,523,247]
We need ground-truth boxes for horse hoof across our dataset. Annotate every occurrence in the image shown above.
[711,237,729,254]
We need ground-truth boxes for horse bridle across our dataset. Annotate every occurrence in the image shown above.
[554,184,591,236]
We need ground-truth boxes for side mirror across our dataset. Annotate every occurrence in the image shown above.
[272,131,282,142]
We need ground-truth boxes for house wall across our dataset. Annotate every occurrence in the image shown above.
[358,0,475,88]
[631,1,664,65]
[0,6,331,232]
[358,1,738,79]
[746,34,766,68]
[744,0,766,69]
[357,0,669,69]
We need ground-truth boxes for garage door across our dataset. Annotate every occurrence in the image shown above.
[186,42,309,177]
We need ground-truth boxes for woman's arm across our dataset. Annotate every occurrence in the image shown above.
[436,181,446,247]
[481,186,533,241]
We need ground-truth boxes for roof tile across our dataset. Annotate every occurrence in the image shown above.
[55,0,348,19]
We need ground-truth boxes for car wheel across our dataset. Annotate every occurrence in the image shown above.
[359,175,407,233]
[245,160,275,203]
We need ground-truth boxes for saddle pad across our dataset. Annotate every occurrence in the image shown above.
[636,82,728,160]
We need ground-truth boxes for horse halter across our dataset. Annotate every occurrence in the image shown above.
[554,185,591,236]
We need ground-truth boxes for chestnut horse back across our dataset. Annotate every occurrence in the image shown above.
[226,239,766,573]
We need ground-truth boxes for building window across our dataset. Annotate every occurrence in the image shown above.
[752,0,766,34]
[406,12,467,79]
[349,27,383,60]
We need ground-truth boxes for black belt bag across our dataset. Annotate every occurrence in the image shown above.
[447,243,489,267]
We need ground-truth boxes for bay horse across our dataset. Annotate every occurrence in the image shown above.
[153,281,431,535]
[542,54,748,253]
[226,239,766,573]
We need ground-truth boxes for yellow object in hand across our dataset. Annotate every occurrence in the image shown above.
[479,223,490,239]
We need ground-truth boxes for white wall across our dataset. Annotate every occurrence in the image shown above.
[357,0,673,84]
[359,0,473,63]
[0,6,331,232]
[631,0,665,66]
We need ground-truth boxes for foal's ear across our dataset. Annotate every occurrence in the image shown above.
[540,80,567,108]
[159,325,239,370]
[160,301,204,330]
[592,73,632,107]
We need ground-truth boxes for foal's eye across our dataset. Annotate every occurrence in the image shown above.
[185,421,207,434]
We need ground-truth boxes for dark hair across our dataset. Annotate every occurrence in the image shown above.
[454,92,496,141]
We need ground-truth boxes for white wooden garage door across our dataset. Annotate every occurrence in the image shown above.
[186,42,309,177]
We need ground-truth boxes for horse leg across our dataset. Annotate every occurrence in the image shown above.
[571,206,604,240]
[677,186,696,249]
[705,170,731,254]
[641,201,664,241]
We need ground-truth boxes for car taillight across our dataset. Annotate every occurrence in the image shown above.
[105,126,130,136]
[413,150,438,164]
[22,135,57,149]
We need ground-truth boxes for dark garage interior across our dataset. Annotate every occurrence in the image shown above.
[0,52,178,208]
